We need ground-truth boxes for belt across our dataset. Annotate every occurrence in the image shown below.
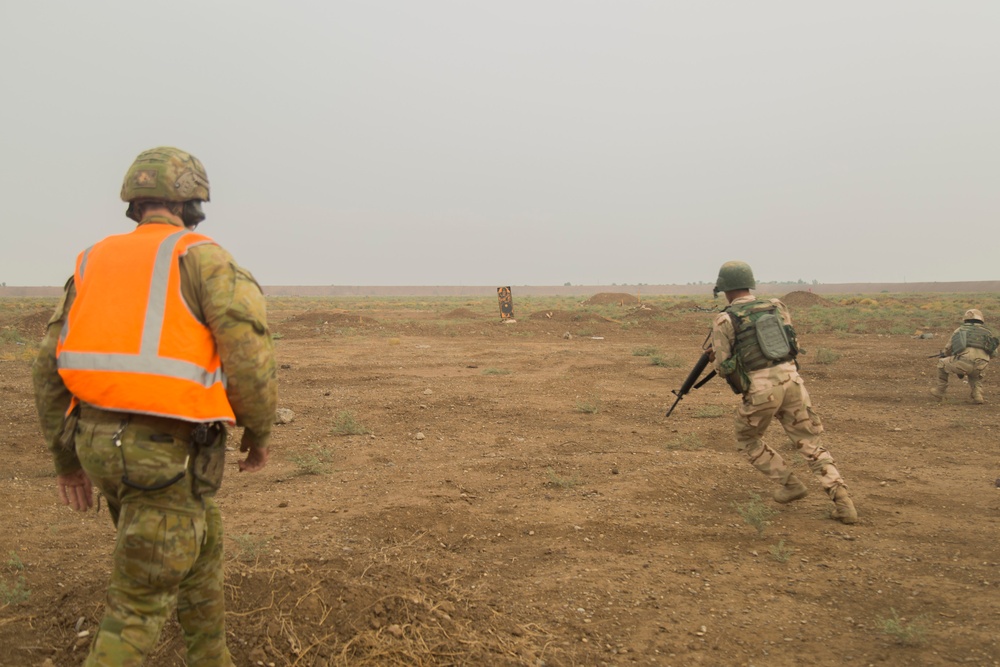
[78,405,199,442]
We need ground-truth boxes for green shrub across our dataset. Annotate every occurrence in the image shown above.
[814,348,841,364]
[665,433,704,451]
[650,355,683,368]
[733,493,777,536]
[288,446,335,475]
[574,398,602,414]
[769,540,793,562]
[876,608,928,646]
[231,534,271,563]
[544,468,581,489]
[331,411,370,436]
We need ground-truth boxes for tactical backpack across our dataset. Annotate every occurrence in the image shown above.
[720,300,800,394]
[951,324,1000,357]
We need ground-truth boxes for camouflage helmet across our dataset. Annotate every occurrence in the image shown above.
[713,260,755,297]
[120,147,210,203]
[964,308,984,322]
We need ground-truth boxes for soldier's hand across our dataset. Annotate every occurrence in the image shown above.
[57,469,93,511]
[238,431,268,472]
[239,447,268,472]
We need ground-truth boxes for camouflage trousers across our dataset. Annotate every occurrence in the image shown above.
[75,408,233,667]
[735,375,846,494]
[936,355,989,402]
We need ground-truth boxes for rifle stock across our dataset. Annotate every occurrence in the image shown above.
[665,350,715,417]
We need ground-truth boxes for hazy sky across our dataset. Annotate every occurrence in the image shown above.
[1,1,997,287]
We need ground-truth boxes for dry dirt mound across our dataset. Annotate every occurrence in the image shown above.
[276,310,379,339]
[283,310,378,326]
[18,310,54,336]
[443,308,480,319]
[528,310,608,323]
[668,300,703,311]
[584,292,638,305]
[781,290,837,308]
[625,304,665,318]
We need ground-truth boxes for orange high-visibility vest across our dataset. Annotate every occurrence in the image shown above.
[57,223,236,424]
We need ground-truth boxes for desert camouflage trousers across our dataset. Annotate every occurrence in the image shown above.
[735,373,846,495]
[74,408,233,667]
[936,351,989,403]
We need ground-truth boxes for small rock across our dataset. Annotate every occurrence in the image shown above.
[274,408,295,425]
[563,332,572,339]
[423,388,433,395]
[415,432,425,440]
[386,624,404,638]
[280,363,292,369]
[278,501,288,508]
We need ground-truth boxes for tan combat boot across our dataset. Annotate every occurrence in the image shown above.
[971,385,985,404]
[831,487,857,524]
[931,368,949,401]
[773,473,809,504]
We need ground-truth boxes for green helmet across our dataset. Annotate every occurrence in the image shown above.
[713,260,755,297]
[120,147,210,204]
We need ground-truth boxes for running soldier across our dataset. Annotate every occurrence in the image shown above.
[708,260,857,524]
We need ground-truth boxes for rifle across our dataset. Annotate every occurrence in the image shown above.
[665,350,716,417]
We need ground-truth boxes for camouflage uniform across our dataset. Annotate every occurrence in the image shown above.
[932,312,997,404]
[712,295,854,519]
[33,150,277,666]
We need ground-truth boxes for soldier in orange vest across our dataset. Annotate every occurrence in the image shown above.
[32,147,278,666]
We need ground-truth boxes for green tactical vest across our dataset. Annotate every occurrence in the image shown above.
[728,300,798,372]
[951,323,999,356]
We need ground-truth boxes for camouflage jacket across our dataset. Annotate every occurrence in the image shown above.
[32,217,278,474]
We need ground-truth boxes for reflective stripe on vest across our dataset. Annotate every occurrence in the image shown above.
[57,224,235,423]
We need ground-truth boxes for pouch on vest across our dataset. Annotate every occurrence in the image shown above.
[719,356,748,395]
[950,329,968,356]
[190,423,227,498]
[755,313,793,361]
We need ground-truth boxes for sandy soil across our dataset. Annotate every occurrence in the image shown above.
[1,297,998,667]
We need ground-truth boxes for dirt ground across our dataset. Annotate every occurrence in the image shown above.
[1,296,998,667]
